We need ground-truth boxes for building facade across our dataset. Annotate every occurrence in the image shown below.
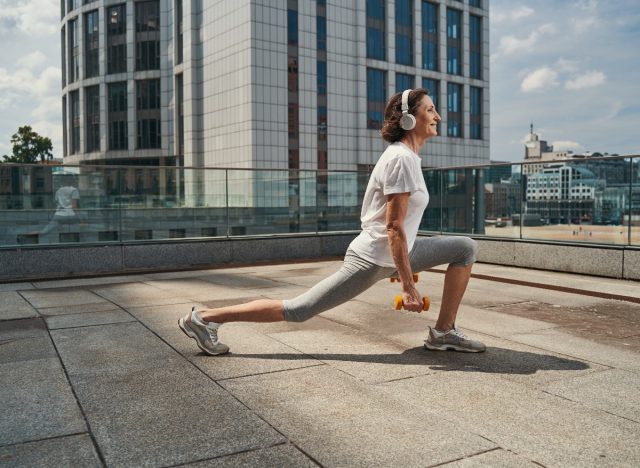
[60,0,489,166]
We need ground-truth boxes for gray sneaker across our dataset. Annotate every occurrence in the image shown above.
[424,326,486,353]
[178,307,230,355]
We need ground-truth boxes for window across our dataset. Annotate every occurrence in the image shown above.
[136,1,160,71]
[84,10,99,78]
[67,0,79,12]
[70,91,80,154]
[176,0,183,64]
[395,0,413,66]
[176,74,184,155]
[288,9,298,44]
[422,1,438,71]
[396,73,414,93]
[108,82,128,150]
[317,61,327,95]
[469,0,482,8]
[62,96,67,156]
[85,85,100,152]
[470,15,482,79]
[317,14,326,50]
[366,0,385,60]
[470,86,482,139]
[107,4,127,74]
[68,18,79,82]
[446,9,462,75]
[367,68,386,129]
[447,82,462,137]
[61,27,66,86]
[136,79,161,148]
[422,78,439,109]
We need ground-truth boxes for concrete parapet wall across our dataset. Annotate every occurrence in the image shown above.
[0,235,638,282]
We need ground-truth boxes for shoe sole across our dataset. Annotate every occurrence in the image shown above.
[178,318,229,356]
[424,342,485,353]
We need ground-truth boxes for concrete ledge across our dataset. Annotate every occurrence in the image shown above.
[0,234,637,282]
[476,237,634,279]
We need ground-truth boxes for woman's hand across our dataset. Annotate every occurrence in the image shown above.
[402,284,424,312]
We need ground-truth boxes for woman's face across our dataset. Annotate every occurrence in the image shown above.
[412,95,441,139]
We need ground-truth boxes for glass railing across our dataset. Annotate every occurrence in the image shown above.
[0,155,638,248]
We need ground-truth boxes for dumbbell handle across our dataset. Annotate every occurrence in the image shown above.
[394,295,430,311]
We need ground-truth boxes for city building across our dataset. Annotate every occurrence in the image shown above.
[60,0,489,170]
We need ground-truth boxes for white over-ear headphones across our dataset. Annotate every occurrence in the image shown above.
[399,89,416,131]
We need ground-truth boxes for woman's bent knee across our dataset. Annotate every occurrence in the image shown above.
[453,236,477,266]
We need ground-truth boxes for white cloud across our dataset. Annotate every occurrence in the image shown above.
[565,70,606,90]
[0,0,59,37]
[555,58,581,73]
[17,50,47,70]
[552,140,583,151]
[521,67,559,93]
[492,6,535,23]
[572,16,596,33]
[496,23,556,57]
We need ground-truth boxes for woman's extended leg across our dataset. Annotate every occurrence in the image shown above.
[199,299,285,323]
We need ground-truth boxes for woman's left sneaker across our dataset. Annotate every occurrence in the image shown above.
[178,306,230,355]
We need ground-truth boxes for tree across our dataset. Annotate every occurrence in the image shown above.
[1,126,53,164]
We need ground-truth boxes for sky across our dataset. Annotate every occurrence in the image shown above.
[0,0,638,163]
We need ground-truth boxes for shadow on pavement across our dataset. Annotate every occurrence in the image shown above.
[219,346,590,375]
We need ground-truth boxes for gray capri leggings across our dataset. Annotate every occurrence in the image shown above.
[283,235,477,322]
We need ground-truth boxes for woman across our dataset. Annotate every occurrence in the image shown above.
[179,88,485,355]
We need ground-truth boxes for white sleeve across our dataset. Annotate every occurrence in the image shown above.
[382,156,418,196]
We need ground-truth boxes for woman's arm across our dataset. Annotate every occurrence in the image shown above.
[386,192,422,311]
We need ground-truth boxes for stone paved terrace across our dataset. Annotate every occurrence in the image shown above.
[2,260,640,467]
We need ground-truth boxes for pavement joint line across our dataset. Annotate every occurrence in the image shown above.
[163,441,290,468]
[44,320,138,331]
[541,390,640,425]
[428,268,640,304]
[425,446,503,467]
[377,371,437,384]
[0,432,90,450]
[44,323,109,467]
[88,288,326,464]
[215,363,327,383]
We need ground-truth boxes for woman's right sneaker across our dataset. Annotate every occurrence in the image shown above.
[178,307,230,355]
[424,326,486,353]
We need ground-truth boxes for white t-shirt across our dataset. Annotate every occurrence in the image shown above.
[54,186,80,217]
[348,142,429,267]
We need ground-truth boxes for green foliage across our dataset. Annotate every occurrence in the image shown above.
[1,126,53,164]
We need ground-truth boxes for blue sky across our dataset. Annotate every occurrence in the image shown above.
[0,0,638,162]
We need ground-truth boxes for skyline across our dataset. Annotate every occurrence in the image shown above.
[0,0,638,163]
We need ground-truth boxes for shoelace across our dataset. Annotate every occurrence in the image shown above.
[449,326,468,340]
[206,324,219,343]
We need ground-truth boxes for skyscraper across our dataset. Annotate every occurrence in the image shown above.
[60,0,489,171]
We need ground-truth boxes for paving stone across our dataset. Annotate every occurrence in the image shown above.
[544,368,640,422]
[141,278,264,302]
[0,292,38,321]
[32,275,150,289]
[90,283,192,308]
[0,282,34,292]
[0,358,87,446]
[196,272,289,290]
[440,448,542,467]
[380,371,640,467]
[0,318,48,341]
[19,289,108,309]
[266,319,440,384]
[510,328,640,372]
[38,301,124,316]
[127,303,322,380]
[184,443,319,467]
[0,434,101,468]
[320,302,602,388]
[0,335,57,365]
[51,322,285,467]
[45,309,136,330]
[221,366,495,467]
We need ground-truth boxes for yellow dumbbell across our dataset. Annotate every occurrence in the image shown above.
[390,273,419,283]
[394,295,430,312]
